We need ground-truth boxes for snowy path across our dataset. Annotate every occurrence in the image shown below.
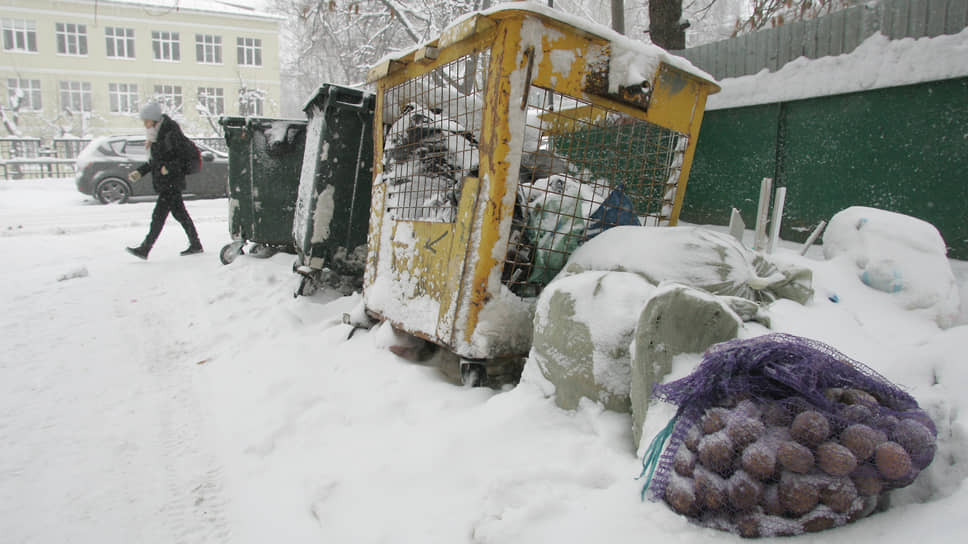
[2,179,967,543]
[0,180,232,543]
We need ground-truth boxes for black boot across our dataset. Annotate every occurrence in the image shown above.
[126,244,150,260]
[180,242,204,256]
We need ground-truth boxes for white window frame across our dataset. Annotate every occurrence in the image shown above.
[59,80,92,113]
[152,30,180,62]
[197,87,224,116]
[7,78,43,111]
[2,18,37,53]
[239,88,265,116]
[195,34,222,64]
[55,22,88,56]
[108,83,139,114]
[236,37,262,67]
[249,94,264,116]
[153,85,183,117]
[105,26,135,59]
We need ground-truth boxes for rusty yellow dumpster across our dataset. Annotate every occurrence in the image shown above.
[363,4,720,385]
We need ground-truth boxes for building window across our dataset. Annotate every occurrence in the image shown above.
[60,81,92,112]
[108,83,139,113]
[153,85,183,116]
[55,23,88,56]
[7,79,42,110]
[2,18,37,52]
[195,34,222,64]
[152,31,180,61]
[197,87,224,116]
[105,27,135,59]
[239,88,264,116]
[236,37,262,66]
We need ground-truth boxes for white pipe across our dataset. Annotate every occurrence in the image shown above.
[753,177,772,252]
[767,186,787,254]
[799,220,827,256]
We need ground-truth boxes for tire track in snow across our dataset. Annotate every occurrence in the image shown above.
[114,261,232,544]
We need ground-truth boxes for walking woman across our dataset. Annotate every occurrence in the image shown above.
[126,102,203,259]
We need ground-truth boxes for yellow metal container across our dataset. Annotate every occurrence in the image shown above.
[363,5,719,371]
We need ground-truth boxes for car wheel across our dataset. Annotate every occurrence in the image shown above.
[95,177,131,204]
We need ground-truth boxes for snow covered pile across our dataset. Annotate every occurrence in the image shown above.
[530,270,656,412]
[560,226,813,304]
[823,206,961,328]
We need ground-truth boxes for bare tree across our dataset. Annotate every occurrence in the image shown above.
[269,0,483,110]
[733,0,859,35]
[2,89,24,136]
[195,90,223,136]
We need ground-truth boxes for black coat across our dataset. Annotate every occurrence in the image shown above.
[136,114,190,193]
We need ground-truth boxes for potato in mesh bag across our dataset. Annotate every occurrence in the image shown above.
[639,334,937,538]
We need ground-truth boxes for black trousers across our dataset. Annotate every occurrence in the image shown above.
[143,190,200,248]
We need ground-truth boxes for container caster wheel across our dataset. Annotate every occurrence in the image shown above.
[460,361,486,388]
[295,275,318,297]
[249,244,278,259]
[219,241,245,265]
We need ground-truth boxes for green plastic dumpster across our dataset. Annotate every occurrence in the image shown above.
[218,116,307,264]
[292,84,375,295]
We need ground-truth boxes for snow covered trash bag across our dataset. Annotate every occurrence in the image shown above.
[823,206,960,328]
[639,333,937,538]
[560,226,814,305]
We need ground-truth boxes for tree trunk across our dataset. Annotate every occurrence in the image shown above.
[649,0,685,50]
[611,0,625,34]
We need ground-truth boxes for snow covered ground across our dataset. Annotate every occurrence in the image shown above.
[2,177,967,543]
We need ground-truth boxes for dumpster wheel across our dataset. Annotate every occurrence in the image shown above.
[219,241,246,265]
[249,244,279,259]
[460,361,487,388]
[295,274,318,297]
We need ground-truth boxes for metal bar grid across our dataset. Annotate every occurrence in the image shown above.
[503,88,686,296]
[382,52,488,223]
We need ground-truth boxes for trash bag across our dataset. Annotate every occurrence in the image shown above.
[585,185,641,239]
[561,226,814,305]
[521,175,603,286]
[382,103,479,223]
[823,206,960,328]
[639,333,937,538]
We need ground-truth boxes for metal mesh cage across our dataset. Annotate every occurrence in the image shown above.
[504,88,688,296]
[378,53,689,299]
[382,52,488,223]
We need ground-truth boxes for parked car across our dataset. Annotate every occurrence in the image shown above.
[74,135,228,204]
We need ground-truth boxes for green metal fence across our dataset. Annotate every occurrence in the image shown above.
[682,76,968,259]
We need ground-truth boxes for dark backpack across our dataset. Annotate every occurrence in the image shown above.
[178,135,202,175]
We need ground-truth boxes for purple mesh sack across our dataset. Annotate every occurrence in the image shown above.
[640,333,937,537]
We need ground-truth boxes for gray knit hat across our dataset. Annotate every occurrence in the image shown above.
[139,101,163,122]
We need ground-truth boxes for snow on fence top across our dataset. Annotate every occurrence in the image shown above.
[708,27,968,110]
[371,1,716,90]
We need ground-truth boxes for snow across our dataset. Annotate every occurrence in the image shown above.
[2,177,967,542]
[708,27,968,110]
[823,206,961,328]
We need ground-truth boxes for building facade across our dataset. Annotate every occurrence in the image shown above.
[0,0,282,139]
